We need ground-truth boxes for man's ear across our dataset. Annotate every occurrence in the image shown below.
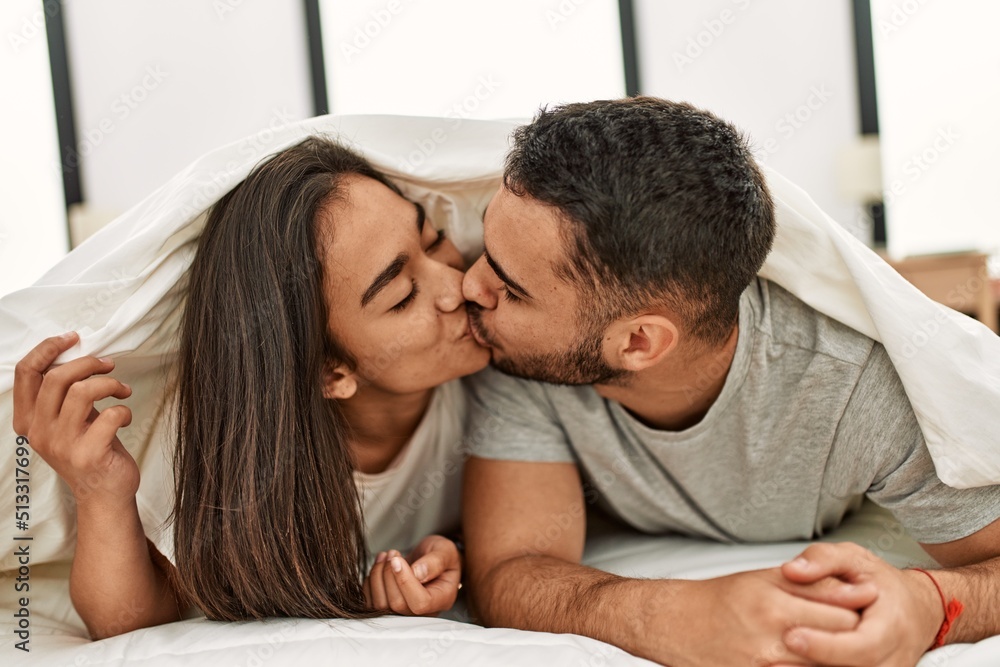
[604,314,679,372]
[322,362,359,400]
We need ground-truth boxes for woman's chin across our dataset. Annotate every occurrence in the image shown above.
[459,339,492,375]
[444,338,492,381]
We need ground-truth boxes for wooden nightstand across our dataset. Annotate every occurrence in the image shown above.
[880,251,999,334]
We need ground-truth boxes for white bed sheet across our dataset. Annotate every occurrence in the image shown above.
[1,501,996,666]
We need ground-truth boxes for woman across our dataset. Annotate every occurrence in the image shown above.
[11,136,490,638]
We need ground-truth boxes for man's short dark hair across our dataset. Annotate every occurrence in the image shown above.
[503,96,776,345]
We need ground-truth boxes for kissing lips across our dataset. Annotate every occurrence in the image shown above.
[469,322,488,347]
[466,308,493,348]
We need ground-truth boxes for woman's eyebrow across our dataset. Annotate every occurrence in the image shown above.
[359,202,426,308]
[361,253,409,308]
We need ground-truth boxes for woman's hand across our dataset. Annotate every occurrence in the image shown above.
[13,332,138,505]
[363,534,462,616]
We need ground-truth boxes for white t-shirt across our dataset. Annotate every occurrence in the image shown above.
[354,378,466,556]
[136,379,469,564]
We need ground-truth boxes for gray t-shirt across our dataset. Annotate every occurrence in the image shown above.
[467,278,1000,544]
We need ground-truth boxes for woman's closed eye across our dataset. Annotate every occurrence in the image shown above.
[390,280,420,313]
[426,229,446,252]
[389,230,448,313]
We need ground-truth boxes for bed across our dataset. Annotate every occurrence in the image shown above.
[2,113,999,666]
[2,501,998,665]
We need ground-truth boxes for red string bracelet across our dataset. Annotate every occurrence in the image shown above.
[909,567,964,650]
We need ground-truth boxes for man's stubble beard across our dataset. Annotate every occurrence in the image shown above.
[468,303,628,386]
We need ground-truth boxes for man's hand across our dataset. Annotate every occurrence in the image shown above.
[13,332,138,504]
[464,457,883,666]
[776,542,943,667]
[656,566,878,667]
[363,535,461,616]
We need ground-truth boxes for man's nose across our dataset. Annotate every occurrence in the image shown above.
[462,253,498,309]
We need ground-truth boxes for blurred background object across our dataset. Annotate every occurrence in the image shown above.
[2,0,998,330]
[870,0,1000,262]
[1,0,70,296]
[836,134,883,244]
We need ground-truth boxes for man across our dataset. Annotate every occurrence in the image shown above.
[460,97,1000,667]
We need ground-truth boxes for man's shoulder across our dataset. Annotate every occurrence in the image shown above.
[464,365,548,395]
[462,367,585,464]
[749,281,917,437]
[463,366,595,410]
[750,278,875,368]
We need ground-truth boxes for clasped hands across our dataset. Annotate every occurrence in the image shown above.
[666,542,945,667]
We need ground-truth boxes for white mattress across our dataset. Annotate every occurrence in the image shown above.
[2,501,997,666]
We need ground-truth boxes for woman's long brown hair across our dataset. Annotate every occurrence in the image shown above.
[173,136,401,621]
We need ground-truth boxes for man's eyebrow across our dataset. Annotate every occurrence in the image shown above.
[481,203,532,300]
[361,253,408,308]
[485,250,532,300]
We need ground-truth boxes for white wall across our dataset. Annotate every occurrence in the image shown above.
[634,0,861,235]
[871,0,1000,262]
[14,1,996,296]
[61,0,313,218]
[61,0,627,224]
[320,0,626,120]
[36,1,957,263]
[0,0,69,296]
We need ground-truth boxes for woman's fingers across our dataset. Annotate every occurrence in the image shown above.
[71,406,132,473]
[368,553,390,609]
[13,332,78,434]
[393,555,461,616]
[12,335,139,503]
[58,376,132,431]
[423,566,461,599]
[370,549,445,615]
[390,556,439,614]
[382,551,414,614]
[34,355,117,433]
[407,536,460,582]
[82,405,133,454]
[410,550,449,584]
[51,406,136,501]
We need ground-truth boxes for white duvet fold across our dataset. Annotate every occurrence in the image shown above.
[1,113,998,573]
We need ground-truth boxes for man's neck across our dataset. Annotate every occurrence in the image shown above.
[595,323,740,432]
[339,386,434,475]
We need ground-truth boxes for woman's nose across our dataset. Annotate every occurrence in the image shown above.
[435,264,467,313]
[462,254,498,310]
